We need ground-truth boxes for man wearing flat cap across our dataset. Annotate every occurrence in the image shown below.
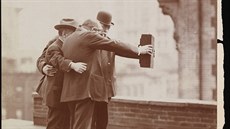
[61,16,153,129]
[36,18,87,129]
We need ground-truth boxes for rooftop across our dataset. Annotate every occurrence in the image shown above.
[2,119,45,129]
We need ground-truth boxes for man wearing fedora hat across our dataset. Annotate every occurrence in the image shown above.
[36,18,88,129]
[61,18,153,129]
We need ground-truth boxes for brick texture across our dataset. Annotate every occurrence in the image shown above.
[107,99,216,129]
[33,94,216,129]
[200,0,217,101]
[32,93,47,126]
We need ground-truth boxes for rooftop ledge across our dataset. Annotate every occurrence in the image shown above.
[32,92,217,108]
[112,96,217,108]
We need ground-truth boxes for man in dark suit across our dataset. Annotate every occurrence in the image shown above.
[61,19,153,129]
[91,11,116,129]
[91,10,155,129]
[36,18,87,129]
[36,37,58,77]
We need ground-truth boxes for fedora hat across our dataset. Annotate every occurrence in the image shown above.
[96,11,114,26]
[54,18,78,30]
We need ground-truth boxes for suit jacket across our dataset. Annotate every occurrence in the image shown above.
[36,37,57,75]
[99,50,116,99]
[36,38,56,93]
[61,29,140,103]
[44,38,71,107]
[99,35,117,99]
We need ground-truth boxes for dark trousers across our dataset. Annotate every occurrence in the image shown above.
[91,102,108,129]
[68,98,95,129]
[47,103,70,129]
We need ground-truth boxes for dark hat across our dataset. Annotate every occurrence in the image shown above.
[81,19,99,30]
[54,18,78,30]
[96,11,114,26]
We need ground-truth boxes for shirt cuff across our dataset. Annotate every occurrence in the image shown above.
[67,62,73,72]
[41,62,47,75]
[138,46,141,56]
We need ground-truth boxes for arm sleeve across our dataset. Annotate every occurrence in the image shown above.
[45,45,72,72]
[36,37,57,74]
[86,32,140,59]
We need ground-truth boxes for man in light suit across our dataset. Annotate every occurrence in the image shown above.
[61,19,153,129]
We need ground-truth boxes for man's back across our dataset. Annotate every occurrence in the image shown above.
[61,28,139,103]
[61,29,108,103]
[63,30,94,63]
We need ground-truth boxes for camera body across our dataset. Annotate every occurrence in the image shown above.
[139,34,154,68]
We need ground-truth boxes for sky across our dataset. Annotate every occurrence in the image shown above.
[2,0,178,73]
[2,0,161,58]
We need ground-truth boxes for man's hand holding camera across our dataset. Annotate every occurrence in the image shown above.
[138,45,154,56]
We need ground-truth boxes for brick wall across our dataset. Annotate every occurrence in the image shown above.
[33,93,216,129]
[32,93,48,126]
[108,98,216,129]
[199,0,217,101]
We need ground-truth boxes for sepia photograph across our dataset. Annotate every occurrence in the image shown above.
[2,0,221,129]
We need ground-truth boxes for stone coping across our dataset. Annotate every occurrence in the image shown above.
[112,96,217,108]
[32,92,217,108]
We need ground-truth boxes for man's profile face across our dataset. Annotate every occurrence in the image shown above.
[62,28,75,37]
[100,23,110,33]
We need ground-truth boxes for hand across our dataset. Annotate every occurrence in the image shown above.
[42,64,57,76]
[70,62,87,74]
[138,45,154,55]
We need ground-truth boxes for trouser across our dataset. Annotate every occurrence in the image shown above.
[91,102,108,129]
[46,103,70,129]
[68,98,95,129]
